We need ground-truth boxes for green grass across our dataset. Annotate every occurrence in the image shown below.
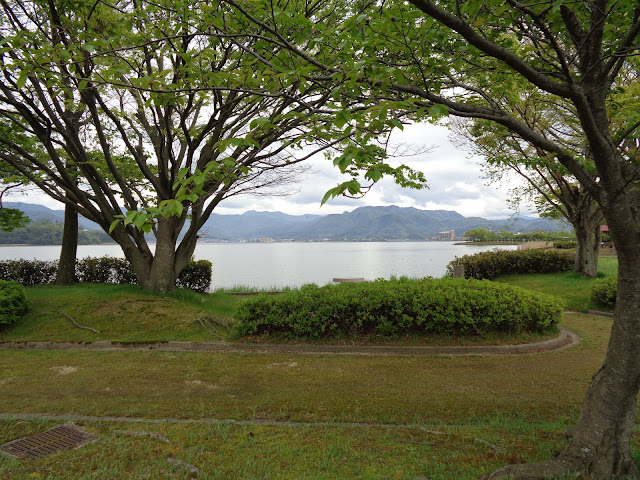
[213,284,299,293]
[0,284,241,343]
[494,256,618,312]
[0,419,576,480]
[0,315,602,424]
[0,260,628,478]
[0,312,631,479]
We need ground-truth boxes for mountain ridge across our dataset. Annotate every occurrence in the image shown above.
[3,202,568,243]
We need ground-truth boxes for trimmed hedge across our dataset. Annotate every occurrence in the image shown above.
[591,276,617,308]
[553,241,578,249]
[234,277,564,339]
[446,249,574,280]
[0,259,57,286]
[76,257,137,284]
[175,260,213,293]
[0,280,28,326]
[0,257,212,293]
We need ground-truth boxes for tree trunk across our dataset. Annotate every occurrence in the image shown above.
[124,217,197,294]
[573,219,600,277]
[54,202,78,285]
[487,202,640,480]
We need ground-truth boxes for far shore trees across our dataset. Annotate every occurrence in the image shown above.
[0,0,425,292]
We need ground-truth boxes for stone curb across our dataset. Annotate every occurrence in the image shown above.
[0,326,581,357]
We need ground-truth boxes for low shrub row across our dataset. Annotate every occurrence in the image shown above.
[591,276,617,308]
[0,259,57,286]
[234,277,564,339]
[446,249,574,280]
[175,260,213,293]
[75,257,138,285]
[0,280,28,326]
[553,241,578,249]
[0,257,212,293]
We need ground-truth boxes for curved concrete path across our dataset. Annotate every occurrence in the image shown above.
[0,326,580,357]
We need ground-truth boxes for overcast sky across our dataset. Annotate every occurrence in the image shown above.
[6,122,534,220]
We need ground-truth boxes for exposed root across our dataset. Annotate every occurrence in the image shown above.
[113,430,170,443]
[484,455,640,480]
[42,301,100,334]
[482,459,582,480]
[419,428,450,435]
[474,437,504,452]
[194,316,226,340]
[167,457,200,477]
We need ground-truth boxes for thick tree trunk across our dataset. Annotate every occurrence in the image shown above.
[574,219,601,277]
[488,200,640,479]
[121,217,197,294]
[54,203,78,285]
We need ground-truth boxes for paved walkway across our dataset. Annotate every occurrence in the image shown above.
[0,326,581,356]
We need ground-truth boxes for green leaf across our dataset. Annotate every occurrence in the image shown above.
[365,169,382,182]
[131,214,148,229]
[16,71,29,89]
[250,118,272,129]
[320,186,340,206]
[389,119,404,130]
[124,210,138,223]
[428,104,449,117]
[108,219,121,234]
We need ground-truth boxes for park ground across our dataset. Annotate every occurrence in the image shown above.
[0,257,634,479]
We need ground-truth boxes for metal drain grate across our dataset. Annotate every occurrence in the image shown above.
[0,423,98,459]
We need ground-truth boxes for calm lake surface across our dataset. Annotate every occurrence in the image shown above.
[0,242,517,289]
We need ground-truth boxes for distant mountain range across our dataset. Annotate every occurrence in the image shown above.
[1,202,567,243]
[203,206,568,241]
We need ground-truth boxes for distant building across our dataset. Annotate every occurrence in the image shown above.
[438,230,455,241]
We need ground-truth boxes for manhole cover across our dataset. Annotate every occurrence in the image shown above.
[0,423,98,459]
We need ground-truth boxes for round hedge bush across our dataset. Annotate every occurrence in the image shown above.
[0,280,28,326]
[234,277,564,339]
[591,276,617,308]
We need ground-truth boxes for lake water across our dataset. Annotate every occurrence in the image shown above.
[0,242,517,289]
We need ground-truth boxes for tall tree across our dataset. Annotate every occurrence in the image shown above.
[0,0,424,292]
[54,175,78,285]
[230,0,640,477]
[454,112,603,276]
[1,119,81,284]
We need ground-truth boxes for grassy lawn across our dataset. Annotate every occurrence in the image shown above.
[0,284,241,343]
[0,418,578,480]
[493,256,618,312]
[0,311,627,479]
[0,256,627,479]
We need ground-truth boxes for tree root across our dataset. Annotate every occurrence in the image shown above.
[113,429,170,443]
[194,316,226,340]
[474,437,504,452]
[483,455,640,480]
[42,301,100,334]
[482,459,582,480]
[167,457,200,477]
